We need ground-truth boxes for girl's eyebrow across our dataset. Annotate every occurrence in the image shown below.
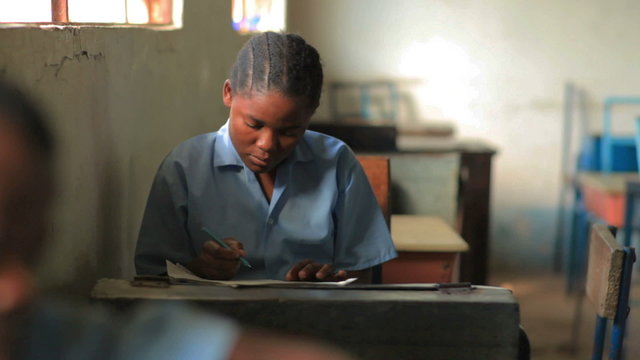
[248,116,304,130]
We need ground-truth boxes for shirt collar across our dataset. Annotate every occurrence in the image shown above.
[291,131,313,163]
[213,120,244,168]
[213,120,314,168]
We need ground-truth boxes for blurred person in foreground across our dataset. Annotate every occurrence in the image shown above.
[0,80,354,360]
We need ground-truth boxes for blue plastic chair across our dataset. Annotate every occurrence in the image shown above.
[600,96,640,173]
[586,224,636,360]
[565,96,640,294]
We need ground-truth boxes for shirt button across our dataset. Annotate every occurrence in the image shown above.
[268,218,275,225]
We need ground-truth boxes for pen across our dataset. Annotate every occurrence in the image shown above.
[201,226,252,268]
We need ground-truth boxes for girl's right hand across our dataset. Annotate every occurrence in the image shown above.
[186,238,246,279]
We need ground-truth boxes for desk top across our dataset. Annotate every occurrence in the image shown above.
[91,278,510,303]
[577,172,640,195]
[91,279,520,360]
[391,215,469,252]
[395,135,497,154]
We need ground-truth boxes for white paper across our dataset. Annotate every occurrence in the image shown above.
[166,260,357,288]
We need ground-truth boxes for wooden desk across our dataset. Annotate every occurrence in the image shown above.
[383,215,469,283]
[577,172,640,227]
[91,279,521,360]
[392,138,496,285]
[306,123,496,284]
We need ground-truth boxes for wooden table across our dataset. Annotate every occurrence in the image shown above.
[91,279,522,360]
[577,172,640,227]
[307,123,496,285]
[383,215,469,283]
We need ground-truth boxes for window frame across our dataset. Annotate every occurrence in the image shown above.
[0,0,181,29]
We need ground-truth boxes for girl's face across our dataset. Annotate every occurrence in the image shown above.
[223,80,313,174]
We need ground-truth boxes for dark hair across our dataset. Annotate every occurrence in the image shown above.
[0,80,54,266]
[0,81,54,158]
[229,32,324,111]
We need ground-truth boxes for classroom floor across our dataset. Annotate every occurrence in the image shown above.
[490,270,640,360]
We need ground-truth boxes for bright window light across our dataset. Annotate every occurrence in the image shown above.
[0,0,181,27]
[68,0,126,23]
[172,0,183,27]
[232,0,286,34]
[127,0,149,24]
[399,37,480,122]
[0,0,51,22]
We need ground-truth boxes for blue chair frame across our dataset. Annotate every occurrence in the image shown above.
[587,225,636,360]
[622,180,640,248]
[565,97,640,293]
[622,117,640,251]
[601,96,640,173]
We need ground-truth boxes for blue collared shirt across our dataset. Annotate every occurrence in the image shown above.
[135,121,397,279]
[17,300,238,360]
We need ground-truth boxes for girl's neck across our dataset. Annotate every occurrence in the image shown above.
[256,170,277,203]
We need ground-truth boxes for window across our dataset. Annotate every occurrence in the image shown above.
[232,0,286,34]
[0,0,183,28]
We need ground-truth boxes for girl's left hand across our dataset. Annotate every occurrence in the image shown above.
[285,259,348,282]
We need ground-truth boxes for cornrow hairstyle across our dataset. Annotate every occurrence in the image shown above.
[229,32,324,111]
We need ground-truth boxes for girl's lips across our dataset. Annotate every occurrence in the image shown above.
[249,154,270,167]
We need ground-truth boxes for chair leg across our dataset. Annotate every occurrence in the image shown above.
[609,249,636,360]
[568,199,588,294]
[623,194,634,247]
[592,315,607,360]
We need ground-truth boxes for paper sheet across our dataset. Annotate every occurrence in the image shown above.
[166,260,358,288]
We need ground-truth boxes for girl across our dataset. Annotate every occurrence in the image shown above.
[135,32,396,282]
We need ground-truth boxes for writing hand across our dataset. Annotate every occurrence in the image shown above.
[285,259,348,282]
[186,238,247,280]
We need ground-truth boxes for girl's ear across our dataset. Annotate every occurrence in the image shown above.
[222,80,233,108]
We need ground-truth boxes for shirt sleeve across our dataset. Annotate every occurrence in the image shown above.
[332,152,398,271]
[135,154,195,275]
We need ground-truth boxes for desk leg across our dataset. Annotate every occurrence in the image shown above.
[458,152,493,285]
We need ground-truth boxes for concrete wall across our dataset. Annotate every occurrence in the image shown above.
[4,0,638,291]
[0,1,246,293]
[289,0,640,272]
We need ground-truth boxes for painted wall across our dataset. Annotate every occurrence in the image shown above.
[3,0,638,292]
[289,0,640,272]
[0,2,246,294]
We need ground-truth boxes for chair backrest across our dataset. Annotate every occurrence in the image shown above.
[356,155,391,227]
[356,155,391,285]
[585,224,636,360]
[585,224,625,318]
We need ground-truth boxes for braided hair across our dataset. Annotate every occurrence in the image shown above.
[229,32,324,111]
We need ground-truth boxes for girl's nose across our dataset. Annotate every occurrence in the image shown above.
[256,129,277,152]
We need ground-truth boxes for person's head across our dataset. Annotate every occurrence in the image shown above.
[223,32,323,174]
[0,81,54,313]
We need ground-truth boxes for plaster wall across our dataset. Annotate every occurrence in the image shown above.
[289,0,640,271]
[0,1,245,293]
